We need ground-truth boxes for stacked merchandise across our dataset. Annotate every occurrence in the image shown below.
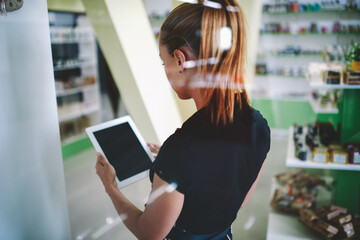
[293,122,360,165]
[300,205,360,239]
[311,90,340,110]
[271,171,326,213]
[261,22,360,35]
[271,171,360,239]
[263,0,359,14]
[308,62,360,85]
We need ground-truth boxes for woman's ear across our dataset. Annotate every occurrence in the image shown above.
[173,49,186,73]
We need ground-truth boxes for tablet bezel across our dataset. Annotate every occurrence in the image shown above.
[86,115,155,189]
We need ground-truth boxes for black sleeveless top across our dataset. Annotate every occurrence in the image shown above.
[150,103,270,235]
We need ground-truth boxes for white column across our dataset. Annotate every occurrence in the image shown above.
[82,0,183,144]
[0,1,71,239]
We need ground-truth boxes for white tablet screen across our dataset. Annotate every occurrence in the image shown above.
[93,122,153,182]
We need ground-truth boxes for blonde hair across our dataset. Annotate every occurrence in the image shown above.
[160,0,250,125]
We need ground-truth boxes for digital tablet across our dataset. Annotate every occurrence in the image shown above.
[86,116,155,188]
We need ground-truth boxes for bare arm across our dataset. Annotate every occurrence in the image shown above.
[241,158,267,208]
[96,153,184,240]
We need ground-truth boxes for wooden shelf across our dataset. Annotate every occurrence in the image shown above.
[286,128,360,171]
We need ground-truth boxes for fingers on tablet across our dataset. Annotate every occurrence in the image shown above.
[96,152,106,166]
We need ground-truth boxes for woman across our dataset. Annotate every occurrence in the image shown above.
[95,0,270,239]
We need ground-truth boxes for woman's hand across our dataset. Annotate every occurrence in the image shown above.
[95,153,118,192]
[147,143,161,155]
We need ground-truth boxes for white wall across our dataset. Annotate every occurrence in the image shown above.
[0,1,71,239]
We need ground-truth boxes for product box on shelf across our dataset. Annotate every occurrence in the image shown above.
[308,62,346,85]
[346,144,360,164]
[313,147,330,163]
[270,171,327,214]
[291,122,360,167]
[299,205,359,239]
[343,70,360,85]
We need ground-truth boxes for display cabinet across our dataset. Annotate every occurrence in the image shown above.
[254,1,360,102]
[258,2,360,232]
[49,12,101,143]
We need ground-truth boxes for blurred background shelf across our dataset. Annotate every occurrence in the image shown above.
[308,96,338,114]
[56,84,97,97]
[58,104,100,123]
[286,127,360,171]
[260,32,360,36]
[309,82,360,90]
[263,9,360,16]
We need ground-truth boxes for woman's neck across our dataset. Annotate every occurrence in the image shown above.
[191,89,206,110]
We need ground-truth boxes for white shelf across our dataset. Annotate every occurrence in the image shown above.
[53,61,95,71]
[267,212,322,240]
[51,40,93,44]
[266,178,331,240]
[286,128,360,171]
[308,97,338,114]
[252,95,309,102]
[257,54,322,59]
[56,85,97,97]
[58,104,100,123]
[255,74,306,79]
[309,82,360,90]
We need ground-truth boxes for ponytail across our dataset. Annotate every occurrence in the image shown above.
[161,0,250,125]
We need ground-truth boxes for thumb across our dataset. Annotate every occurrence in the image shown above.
[97,153,107,165]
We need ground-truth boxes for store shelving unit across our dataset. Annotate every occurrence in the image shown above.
[286,127,360,171]
[263,9,360,16]
[53,61,96,72]
[307,80,360,114]
[257,53,322,58]
[254,5,360,100]
[49,12,101,143]
[309,82,360,90]
[260,32,360,36]
[256,74,306,78]
[258,4,360,238]
[266,212,322,240]
[58,104,100,123]
[308,96,338,114]
[56,84,97,97]
[266,178,331,240]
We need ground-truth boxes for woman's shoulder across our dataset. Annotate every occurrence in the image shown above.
[250,108,271,151]
[251,108,269,127]
[157,131,194,157]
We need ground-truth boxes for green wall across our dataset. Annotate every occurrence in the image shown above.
[251,98,339,129]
